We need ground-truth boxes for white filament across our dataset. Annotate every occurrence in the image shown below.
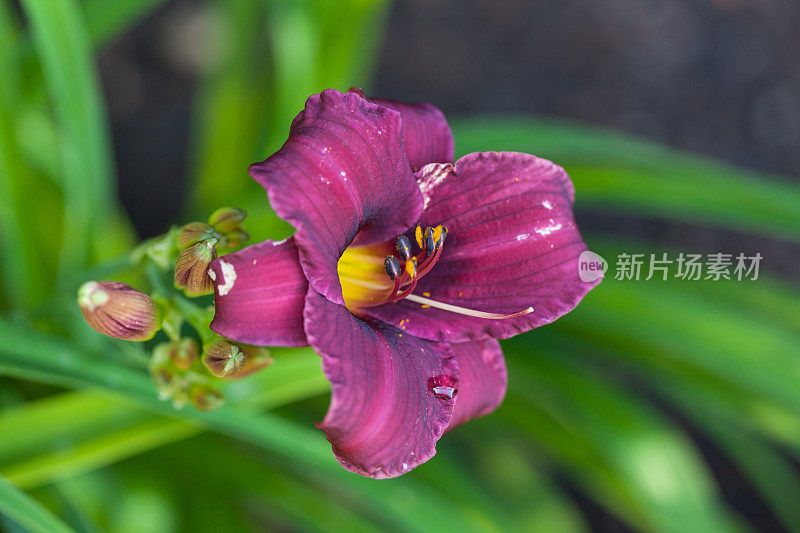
[404,294,533,320]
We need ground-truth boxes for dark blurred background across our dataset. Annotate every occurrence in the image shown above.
[100,0,800,281]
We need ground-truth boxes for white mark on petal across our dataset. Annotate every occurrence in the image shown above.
[542,200,552,210]
[272,238,288,246]
[516,233,530,241]
[207,268,216,281]
[432,386,456,398]
[417,164,453,209]
[401,462,408,470]
[218,260,237,296]
[535,223,563,236]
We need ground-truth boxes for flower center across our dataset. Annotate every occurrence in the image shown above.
[337,225,533,320]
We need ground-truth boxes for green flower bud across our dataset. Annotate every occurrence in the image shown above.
[174,242,215,297]
[218,229,249,251]
[77,281,160,341]
[176,222,220,251]
[165,338,199,370]
[189,384,224,411]
[208,207,246,234]
[203,339,246,377]
[228,346,272,380]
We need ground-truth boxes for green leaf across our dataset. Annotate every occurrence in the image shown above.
[0,474,75,533]
[673,392,800,531]
[0,3,47,308]
[189,0,390,220]
[0,320,497,533]
[451,117,800,242]
[503,340,740,532]
[20,0,133,286]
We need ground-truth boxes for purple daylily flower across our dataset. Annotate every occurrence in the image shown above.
[208,88,600,478]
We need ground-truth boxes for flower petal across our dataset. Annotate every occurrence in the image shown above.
[447,338,507,430]
[249,89,423,305]
[305,289,458,478]
[367,97,454,171]
[363,151,600,342]
[209,238,308,347]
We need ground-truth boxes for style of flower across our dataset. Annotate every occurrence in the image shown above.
[208,88,600,478]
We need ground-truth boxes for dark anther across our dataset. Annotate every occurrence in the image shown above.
[396,235,412,261]
[425,228,436,256]
[437,227,448,248]
[384,256,401,280]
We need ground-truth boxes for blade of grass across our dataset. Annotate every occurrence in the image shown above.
[0,3,47,309]
[503,345,739,532]
[0,391,149,465]
[20,0,134,287]
[0,474,74,533]
[451,117,800,242]
[2,417,196,490]
[0,321,494,533]
[674,393,800,531]
[529,326,800,531]
[0,347,329,489]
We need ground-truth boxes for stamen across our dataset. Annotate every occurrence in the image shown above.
[384,256,401,280]
[396,235,412,261]
[415,225,424,249]
[424,227,436,256]
[416,245,443,278]
[404,257,417,278]
[405,294,534,320]
[436,227,448,248]
[432,225,443,243]
[339,224,525,321]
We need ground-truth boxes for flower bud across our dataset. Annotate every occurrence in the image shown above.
[177,222,219,250]
[203,339,246,377]
[219,230,249,251]
[165,338,199,370]
[77,281,160,341]
[174,242,215,296]
[208,207,246,234]
[228,346,273,380]
[189,384,224,411]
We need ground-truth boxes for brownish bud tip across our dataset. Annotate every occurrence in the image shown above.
[168,338,199,370]
[189,384,224,411]
[203,339,246,377]
[208,207,246,234]
[177,222,218,250]
[77,281,160,341]
[219,230,249,250]
[227,346,272,380]
[174,243,215,296]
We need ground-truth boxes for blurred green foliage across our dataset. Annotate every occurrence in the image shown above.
[1,0,799,532]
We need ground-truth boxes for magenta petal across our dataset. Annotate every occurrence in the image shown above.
[448,339,507,430]
[249,89,423,304]
[305,289,458,478]
[363,151,600,342]
[209,238,309,347]
[368,97,455,171]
